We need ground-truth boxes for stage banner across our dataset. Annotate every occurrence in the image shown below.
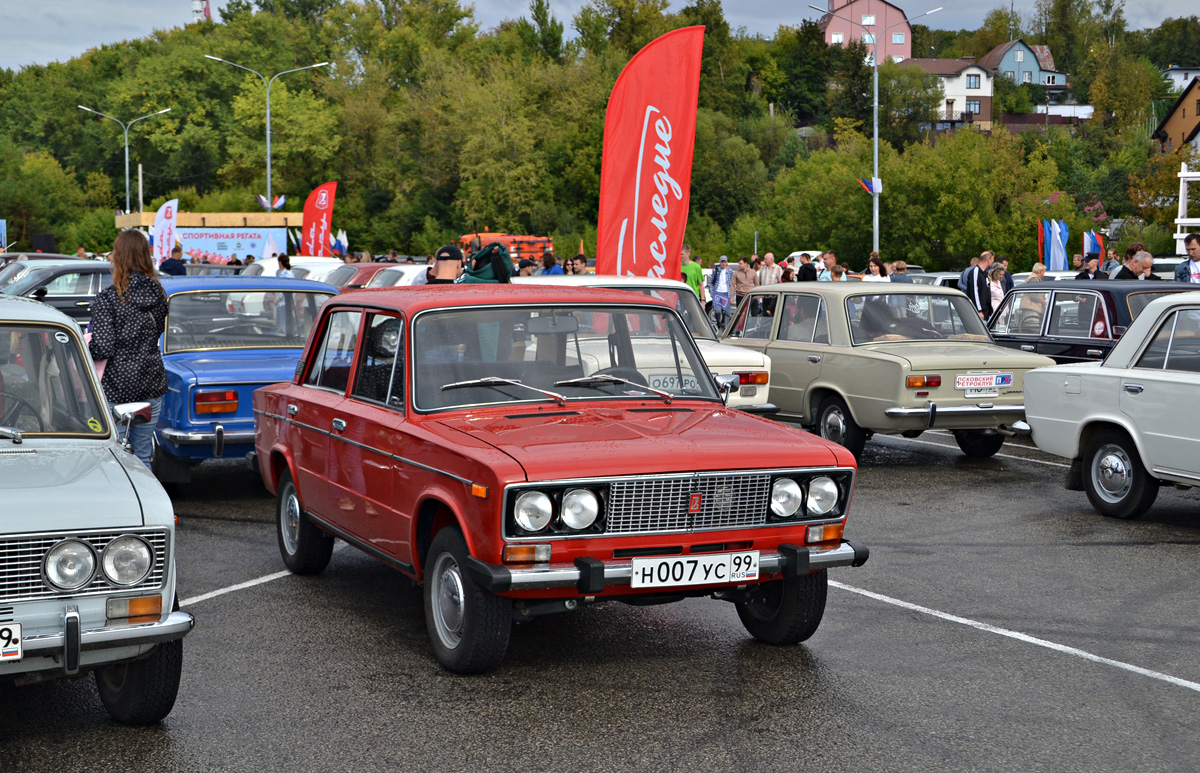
[151,199,179,266]
[595,26,704,279]
[177,228,288,265]
[301,181,338,256]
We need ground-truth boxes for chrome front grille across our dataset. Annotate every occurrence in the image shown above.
[0,530,168,604]
[606,473,772,534]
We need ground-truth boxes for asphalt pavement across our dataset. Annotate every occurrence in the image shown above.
[2,433,1198,772]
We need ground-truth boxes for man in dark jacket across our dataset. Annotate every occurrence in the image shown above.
[967,251,995,319]
[1074,256,1108,280]
[1174,233,1200,283]
[796,253,818,282]
[158,246,187,276]
[1112,250,1143,280]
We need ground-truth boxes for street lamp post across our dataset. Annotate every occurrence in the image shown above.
[810,5,941,255]
[204,56,331,205]
[78,106,171,214]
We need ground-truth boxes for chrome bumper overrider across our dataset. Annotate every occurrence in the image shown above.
[22,610,195,655]
[884,402,1026,428]
[466,540,869,594]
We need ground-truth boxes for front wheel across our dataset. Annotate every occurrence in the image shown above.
[94,639,183,725]
[815,396,867,457]
[424,528,512,674]
[953,429,1006,458]
[277,471,333,574]
[1083,429,1159,519]
[736,570,828,645]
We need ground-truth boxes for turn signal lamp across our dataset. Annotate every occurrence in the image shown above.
[906,375,942,388]
[805,523,845,544]
[195,389,238,414]
[735,371,769,385]
[106,595,163,621]
[503,544,552,563]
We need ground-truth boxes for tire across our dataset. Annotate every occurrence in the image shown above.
[953,430,1006,458]
[423,528,512,674]
[94,639,183,726]
[1083,429,1159,519]
[277,470,333,574]
[152,438,194,484]
[736,570,828,645]
[816,395,867,457]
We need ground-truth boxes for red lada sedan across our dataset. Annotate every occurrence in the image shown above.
[252,285,869,673]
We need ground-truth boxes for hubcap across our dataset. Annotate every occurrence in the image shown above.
[822,407,846,445]
[281,488,301,554]
[431,553,465,648]
[1092,444,1132,503]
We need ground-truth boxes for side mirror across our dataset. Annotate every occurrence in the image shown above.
[33,288,48,300]
[112,401,153,452]
[713,374,739,405]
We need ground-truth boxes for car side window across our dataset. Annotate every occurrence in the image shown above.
[994,291,1049,335]
[352,314,405,409]
[305,310,362,392]
[1134,312,1176,370]
[779,295,822,343]
[1048,292,1106,338]
[729,297,773,340]
[1155,310,1200,373]
[43,272,92,296]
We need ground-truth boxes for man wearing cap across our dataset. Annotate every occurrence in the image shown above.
[517,259,536,276]
[707,256,735,328]
[429,244,464,284]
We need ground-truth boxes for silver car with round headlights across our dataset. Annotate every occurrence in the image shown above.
[0,295,193,725]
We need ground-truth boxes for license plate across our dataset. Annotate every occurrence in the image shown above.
[955,372,1012,398]
[631,551,759,589]
[0,623,22,662]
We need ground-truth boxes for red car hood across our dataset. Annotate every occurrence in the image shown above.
[433,404,845,480]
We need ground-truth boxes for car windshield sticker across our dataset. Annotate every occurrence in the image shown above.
[54,331,70,344]
[87,417,102,432]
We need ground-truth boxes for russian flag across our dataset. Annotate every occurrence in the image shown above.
[1083,231,1104,256]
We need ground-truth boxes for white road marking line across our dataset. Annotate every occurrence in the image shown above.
[879,434,1071,468]
[182,544,348,606]
[830,580,1200,694]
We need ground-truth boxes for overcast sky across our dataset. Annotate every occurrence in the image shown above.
[1,0,1193,72]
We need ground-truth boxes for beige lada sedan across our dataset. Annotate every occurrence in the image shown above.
[722,283,1055,458]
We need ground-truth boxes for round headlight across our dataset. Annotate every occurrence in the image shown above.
[770,478,803,517]
[102,536,153,586]
[44,540,96,591]
[514,491,553,532]
[561,489,600,530]
[806,477,839,516]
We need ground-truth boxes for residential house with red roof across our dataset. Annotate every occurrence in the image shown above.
[818,0,912,65]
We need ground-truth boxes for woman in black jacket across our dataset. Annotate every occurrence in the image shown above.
[88,229,169,470]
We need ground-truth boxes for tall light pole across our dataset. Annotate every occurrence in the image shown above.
[811,5,941,255]
[204,56,331,205]
[78,106,171,214]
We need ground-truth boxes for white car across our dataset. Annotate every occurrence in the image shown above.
[514,275,774,412]
[1024,291,1200,518]
[241,256,345,282]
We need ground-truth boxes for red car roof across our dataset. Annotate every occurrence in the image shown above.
[325,284,675,314]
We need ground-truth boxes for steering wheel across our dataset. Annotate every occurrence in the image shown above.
[0,391,45,431]
[594,366,649,386]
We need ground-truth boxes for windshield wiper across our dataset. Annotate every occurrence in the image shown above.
[440,377,566,406]
[0,426,23,444]
[554,374,673,404]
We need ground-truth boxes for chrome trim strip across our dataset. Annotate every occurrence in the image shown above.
[1152,467,1200,484]
[23,610,195,654]
[494,542,863,590]
[161,428,255,445]
[885,404,1026,417]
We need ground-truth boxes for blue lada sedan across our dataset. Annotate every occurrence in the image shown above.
[152,276,336,482]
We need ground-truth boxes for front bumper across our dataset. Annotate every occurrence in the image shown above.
[14,610,194,676]
[466,540,869,594]
[884,402,1026,429]
[738,402,780,415]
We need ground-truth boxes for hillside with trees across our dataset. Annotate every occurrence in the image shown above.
[0,0,1197,268]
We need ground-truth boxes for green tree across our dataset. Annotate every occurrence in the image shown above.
[877,60,942,150]
[1135,16,1200,71]
[764,22,829,123]
[689,109,768,229]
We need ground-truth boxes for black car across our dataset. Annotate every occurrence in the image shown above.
[0,262,115,324]
[988,279,1197,363]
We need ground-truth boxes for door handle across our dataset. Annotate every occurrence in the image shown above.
[332,418,346,432]
[1123,384,1144,394]
[287,404,298,416]
[75,301,91,306]
[808,355,822,363]
[1086,349,1103,357]
[1020,345,1035,352]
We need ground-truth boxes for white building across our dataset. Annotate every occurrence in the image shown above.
[898,57,994,130]
[1162,66,1200,92]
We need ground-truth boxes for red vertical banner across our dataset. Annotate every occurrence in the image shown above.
[301,182,337,256]
[595,26,705,279]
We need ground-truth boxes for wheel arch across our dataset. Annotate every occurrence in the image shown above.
[807,386,857,426]
[266,448,296,498]
[1076,419,1148,464]
[414,497,469,583]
